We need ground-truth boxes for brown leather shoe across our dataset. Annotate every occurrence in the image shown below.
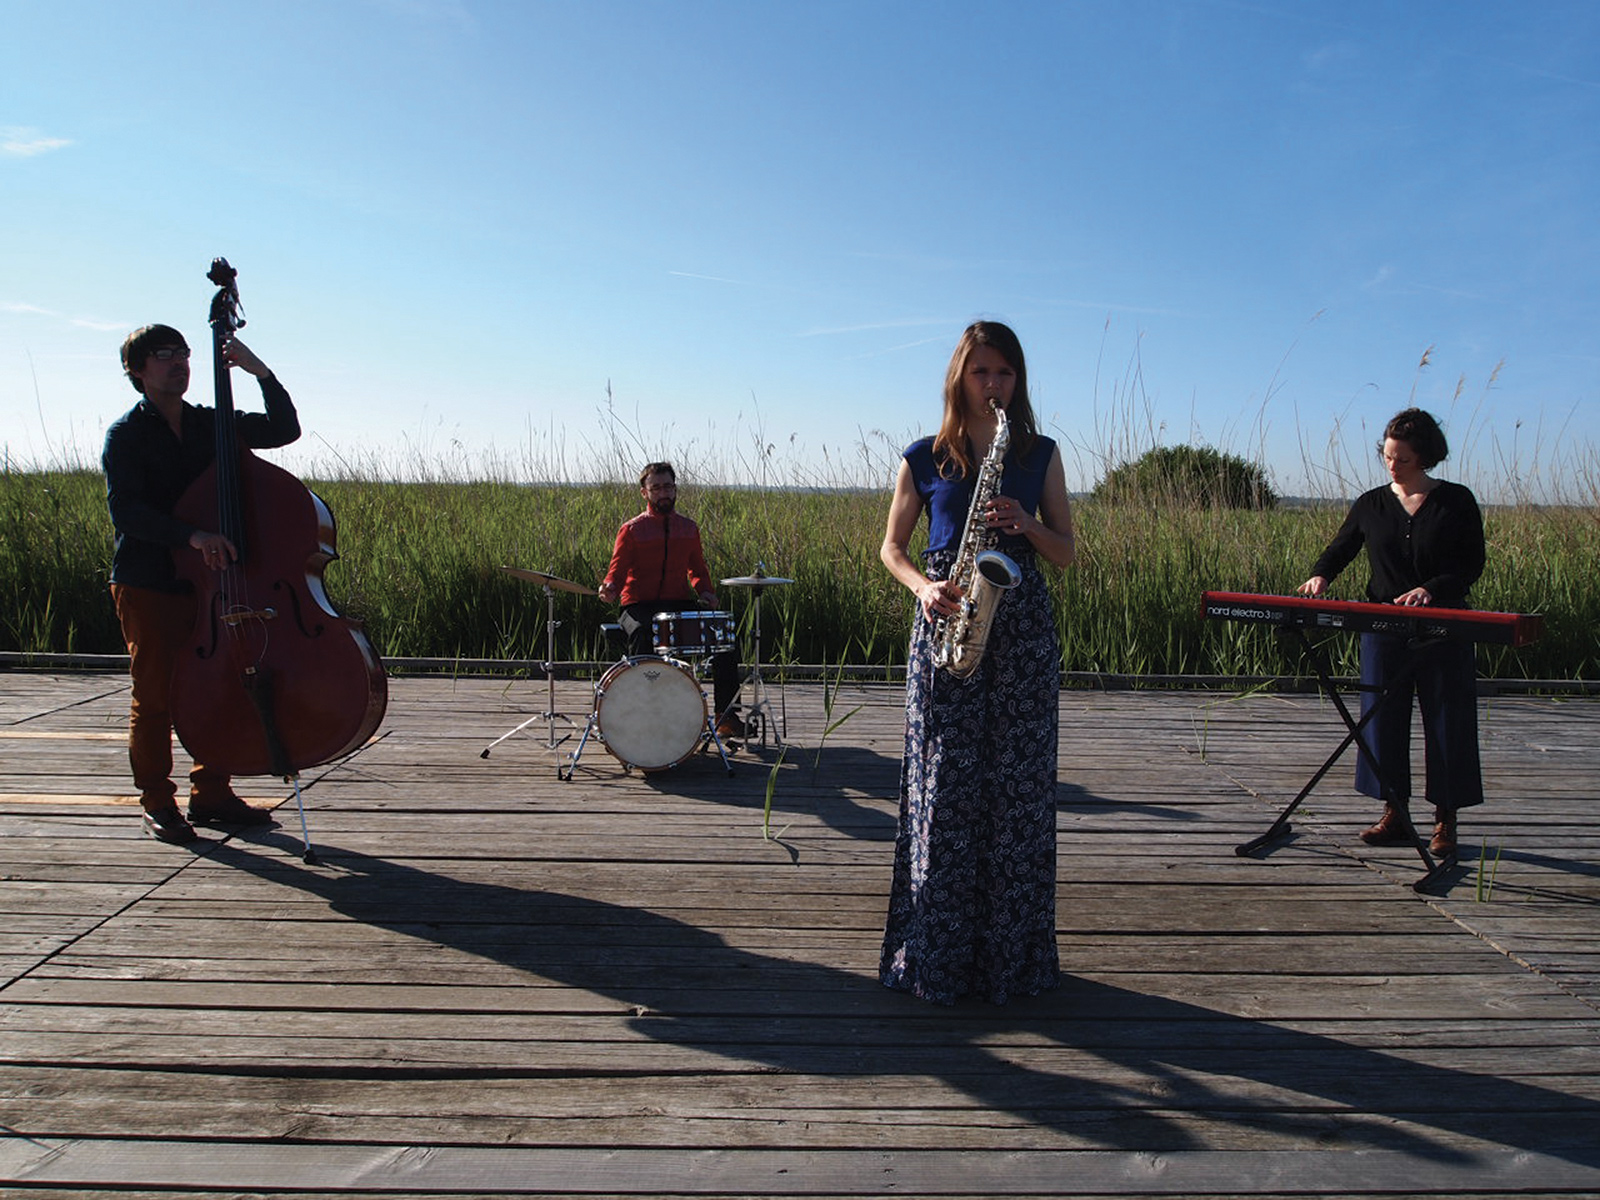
[1430,807,1458,857]
[189,794,276,827]
[715,713,747,742]
[1359,804,1413,846]
[143,806,198,845]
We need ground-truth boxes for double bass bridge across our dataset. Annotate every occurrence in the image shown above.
[221,606,278,626]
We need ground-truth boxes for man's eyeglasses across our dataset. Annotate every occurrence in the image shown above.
[149,346,191,362]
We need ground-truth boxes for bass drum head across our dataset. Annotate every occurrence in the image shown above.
[595,656,707,771]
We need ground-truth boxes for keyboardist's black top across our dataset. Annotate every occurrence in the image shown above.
[1310,480,1485,609]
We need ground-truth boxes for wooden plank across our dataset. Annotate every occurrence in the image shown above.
[4,1140,1600,1196]
[2,1067,1598,1152]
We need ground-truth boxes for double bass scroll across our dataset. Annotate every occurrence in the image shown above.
[170,258,387,778]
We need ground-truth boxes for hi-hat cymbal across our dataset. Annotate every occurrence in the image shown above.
[502,566,595,596]
[721,574,794,588]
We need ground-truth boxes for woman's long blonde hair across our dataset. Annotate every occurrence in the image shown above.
[933,320,1039,478]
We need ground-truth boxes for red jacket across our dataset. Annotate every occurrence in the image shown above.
[601,509,715,608]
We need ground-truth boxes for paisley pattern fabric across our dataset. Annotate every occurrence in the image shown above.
[881,547,1061,1004]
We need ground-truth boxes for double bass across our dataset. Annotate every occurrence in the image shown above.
[170,259,387,784]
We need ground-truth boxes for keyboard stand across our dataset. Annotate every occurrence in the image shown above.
[1234,626,1450,894]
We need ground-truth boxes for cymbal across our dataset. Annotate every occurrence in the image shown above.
[501,566,595,596]
[720,574,794,588]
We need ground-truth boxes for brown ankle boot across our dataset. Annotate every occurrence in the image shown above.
[1429,807,1458,857]
[1359,804,1413,846]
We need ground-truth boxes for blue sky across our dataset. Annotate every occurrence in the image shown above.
[4,0,1597,500]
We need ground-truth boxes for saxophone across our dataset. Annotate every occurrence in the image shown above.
[932,401,1023,678]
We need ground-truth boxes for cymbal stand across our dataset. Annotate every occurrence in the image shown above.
[742,582,785,750]
[481,582,578,758]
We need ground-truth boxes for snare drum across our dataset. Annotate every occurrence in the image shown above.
[651,610,735,657]
[594,656,707,771]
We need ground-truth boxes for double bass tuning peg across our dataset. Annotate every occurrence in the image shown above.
[207,257,245,331]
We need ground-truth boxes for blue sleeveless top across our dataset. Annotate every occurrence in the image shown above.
[903,433,1057,558]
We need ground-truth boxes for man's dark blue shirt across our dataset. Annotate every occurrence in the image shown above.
[102,375,300,591]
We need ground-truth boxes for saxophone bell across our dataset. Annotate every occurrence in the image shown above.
[974,548,1023,591]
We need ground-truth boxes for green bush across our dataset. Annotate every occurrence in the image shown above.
[1093,444,1278,510]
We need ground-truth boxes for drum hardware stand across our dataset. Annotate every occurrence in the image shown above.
[559,705,601,781]
[721,564,791,750]
[482,571,586,759]
[1235,627,1448,893]
[689,648,738,775]
[701,718,736,775]
[559,711,591,780]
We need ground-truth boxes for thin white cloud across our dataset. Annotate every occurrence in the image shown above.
[70,315,127,332]
[798,318,954,338]
[1359,266,1485,303]
[838,335,950,361]
[1362,265,1397,291]
[1,127,73,158]
[850,249,1063,276]
[1401,279,1490,303]
[1452,49,1600,91]
[4,302,124,332]
[799,298,1188,340]
[668,270,750,286]
[1044,297,1191,318]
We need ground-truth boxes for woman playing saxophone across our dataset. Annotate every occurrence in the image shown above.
[878,319,1077,1005]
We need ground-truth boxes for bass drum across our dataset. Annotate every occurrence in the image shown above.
[595,656,707,771]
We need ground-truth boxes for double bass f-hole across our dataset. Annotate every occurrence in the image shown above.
[188,594,277,660]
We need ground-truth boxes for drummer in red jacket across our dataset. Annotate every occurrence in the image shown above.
[597,461,745,740]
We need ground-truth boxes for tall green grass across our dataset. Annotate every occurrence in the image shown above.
[0,470,121,655]
[3,465,1596,680]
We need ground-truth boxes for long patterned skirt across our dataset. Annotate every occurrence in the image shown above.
[880,550,1061,1004]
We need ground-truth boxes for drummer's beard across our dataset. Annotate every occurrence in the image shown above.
[650,497,676,517]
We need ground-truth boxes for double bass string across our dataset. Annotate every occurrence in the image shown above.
[207,268,273,668]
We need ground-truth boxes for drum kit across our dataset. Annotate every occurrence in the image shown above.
[480,563,793,780]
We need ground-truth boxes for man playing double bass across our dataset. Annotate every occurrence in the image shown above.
[103,323,299,844]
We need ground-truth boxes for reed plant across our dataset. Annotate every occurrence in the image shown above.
[0,468,121,654]
[3,463,1596,681]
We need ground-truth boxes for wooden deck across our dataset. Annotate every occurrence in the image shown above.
[1,668,1598,1198]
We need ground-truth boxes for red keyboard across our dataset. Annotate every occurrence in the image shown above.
[1201,591,1543,647]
